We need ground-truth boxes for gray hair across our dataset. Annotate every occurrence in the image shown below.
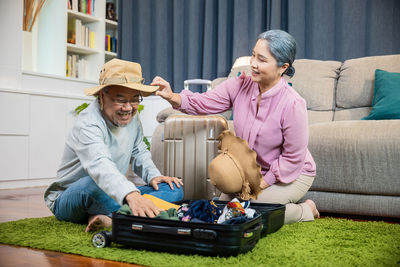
[258,30,297,77]
[102,87,110,94]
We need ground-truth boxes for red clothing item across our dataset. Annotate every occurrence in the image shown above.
[179,74,316,185]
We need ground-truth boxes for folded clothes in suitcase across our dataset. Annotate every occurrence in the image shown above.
[92,201,285,256]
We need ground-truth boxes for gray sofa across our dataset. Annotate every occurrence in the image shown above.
[151,54,400,218]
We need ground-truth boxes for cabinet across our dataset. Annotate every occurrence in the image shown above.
[35,0,118,82]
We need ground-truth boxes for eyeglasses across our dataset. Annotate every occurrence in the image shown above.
[104,92,143,107]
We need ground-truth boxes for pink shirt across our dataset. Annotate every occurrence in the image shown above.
[179,74,316,185]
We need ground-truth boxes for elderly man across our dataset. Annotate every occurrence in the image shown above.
[44,59,183,232]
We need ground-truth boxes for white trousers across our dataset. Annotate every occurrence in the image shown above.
[219,174,315,224]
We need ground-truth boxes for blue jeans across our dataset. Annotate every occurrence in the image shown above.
[53,176,184,223]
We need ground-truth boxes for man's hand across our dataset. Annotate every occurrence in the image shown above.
[125,191,162,217]
[150,176,183,190]
[260,179,270,190]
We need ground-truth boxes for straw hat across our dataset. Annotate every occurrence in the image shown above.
[84,59,158,96]
[208,130,263,200]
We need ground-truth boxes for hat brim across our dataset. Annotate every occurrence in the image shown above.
[216,130,263,200]
[84,83,159,97]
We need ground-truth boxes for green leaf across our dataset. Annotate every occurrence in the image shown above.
[74,102,89,115]
[143,136,151,151]
[138,104,144,113]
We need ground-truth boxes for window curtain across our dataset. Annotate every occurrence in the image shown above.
[118,0,400,92]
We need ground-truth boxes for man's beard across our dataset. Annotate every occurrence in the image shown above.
[114,110,135,127]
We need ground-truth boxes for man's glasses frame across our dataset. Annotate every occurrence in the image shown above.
[104,91,143,107]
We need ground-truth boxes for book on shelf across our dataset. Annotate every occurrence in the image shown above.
[76,19,81,45]
[68,0,96,16]
[89,31,95,48]
[105,35,117,53]
[111,37,117,53]
[67,18,95,48]
[66,54,88,79]
[67,17,76,44]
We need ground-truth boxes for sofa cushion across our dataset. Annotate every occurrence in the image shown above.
[307,110,334,125]
[228,65,252,78]
[286,59,341,112]
[308,120,400,196]
[336,54,400,109]
[228,56,252,78]
[334,107,371,121]
[363,69,400,120]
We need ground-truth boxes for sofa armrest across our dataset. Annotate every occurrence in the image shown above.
[156,107,184,123]
[150,123,165,172]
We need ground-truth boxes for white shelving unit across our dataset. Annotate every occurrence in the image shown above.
[66,43,101,54]
[105,18,118,26]
[105,50,118,60]
[67,9,101,23]
[105,0,118,62]
[35,0,118,82]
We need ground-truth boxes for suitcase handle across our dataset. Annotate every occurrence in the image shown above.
[243,222,263,238]
[132,224,192,236]
[184,79,212,91]
[132,224,218,240]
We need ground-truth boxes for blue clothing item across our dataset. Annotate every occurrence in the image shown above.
[45,100,162,212]
[184,200,222,223]
[54,176,184,223]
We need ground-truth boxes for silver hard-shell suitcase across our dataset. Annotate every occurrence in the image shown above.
[163,114,228,200]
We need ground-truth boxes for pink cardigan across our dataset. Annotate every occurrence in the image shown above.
[179,74,316,185]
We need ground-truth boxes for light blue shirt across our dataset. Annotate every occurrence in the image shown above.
[44,100,161,212]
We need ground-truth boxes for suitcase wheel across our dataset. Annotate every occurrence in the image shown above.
[92,231,111,248]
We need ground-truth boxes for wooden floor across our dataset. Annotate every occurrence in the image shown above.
[0,186,141,267]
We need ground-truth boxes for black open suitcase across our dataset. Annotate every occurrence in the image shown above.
[92,201,285,257]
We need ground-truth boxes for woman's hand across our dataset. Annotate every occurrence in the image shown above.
[149,176,183,190]
[260,179,270,190]
[151,76,182,108]
[151,76,174,100]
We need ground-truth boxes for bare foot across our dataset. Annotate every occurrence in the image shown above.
[305,199,320,219]
[85,215,112,232]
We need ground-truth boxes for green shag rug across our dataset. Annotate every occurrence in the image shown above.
[0,216,399,266]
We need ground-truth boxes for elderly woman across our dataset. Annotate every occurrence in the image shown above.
[152,30,319,224]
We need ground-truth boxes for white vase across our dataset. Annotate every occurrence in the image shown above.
[22,31,33,71]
